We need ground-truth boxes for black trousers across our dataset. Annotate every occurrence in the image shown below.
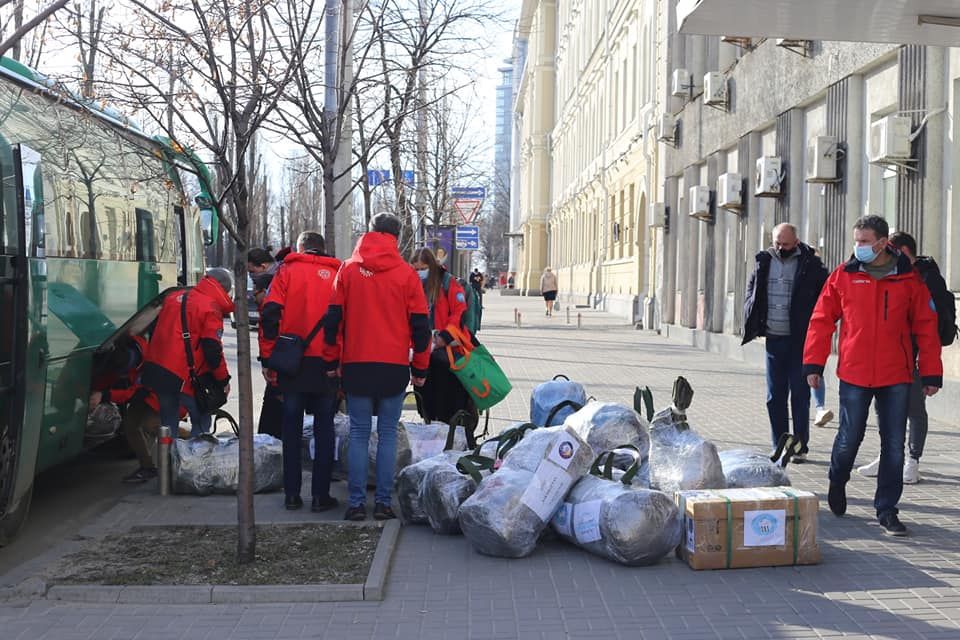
[257,385,283,439]
[418,350,478,448]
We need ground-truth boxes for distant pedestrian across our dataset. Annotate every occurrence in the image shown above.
[247,248,282,439]
[540,267,558,316]
[857,231,955,485]
[142,268,234,437]
[412,249,478,446]
[804,215,942,537]
[469,268,485,329]
[743,223,828,464]
[323,213,431,522]
[261,232,341,512]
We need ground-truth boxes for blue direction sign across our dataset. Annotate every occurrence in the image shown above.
[456,225,480,250]
[451,186,486,200]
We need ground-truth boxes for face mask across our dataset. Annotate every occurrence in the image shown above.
[777,247,796,259]
[417,269,429,280]
[854,243,879,264]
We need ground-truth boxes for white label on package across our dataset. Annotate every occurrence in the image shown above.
[572,500,603,544]
[743,509,786,547]
[552,503,574,538]
[546,435,582,470]
[686,516,695,552]
[521,461,575,522]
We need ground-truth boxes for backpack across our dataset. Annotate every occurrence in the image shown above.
[456,276,481,334]
[917,257,958,347]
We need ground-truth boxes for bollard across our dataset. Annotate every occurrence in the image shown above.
[158,425,173,496]
[514,308,519,324]
[517,312,522,329]
[577,313,582,329]
[566,306,570,324]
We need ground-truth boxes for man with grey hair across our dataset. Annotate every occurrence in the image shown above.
[743,223,828,464]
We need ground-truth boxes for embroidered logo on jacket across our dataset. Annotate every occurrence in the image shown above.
[359,267,374,278]
[318,269,332,279]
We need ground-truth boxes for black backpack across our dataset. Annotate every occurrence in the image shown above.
[916,257,957,347]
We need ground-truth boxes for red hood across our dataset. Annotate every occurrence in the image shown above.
[195,275,236,314]
[347,232,407,272]
[283,252,342,271]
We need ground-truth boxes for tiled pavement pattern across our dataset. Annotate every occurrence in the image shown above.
[4,294,960,639]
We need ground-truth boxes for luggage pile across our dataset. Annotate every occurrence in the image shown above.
[172,433,283,495]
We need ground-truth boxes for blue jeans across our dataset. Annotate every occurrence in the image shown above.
[811,384,825,409]
[765,335,809,452]
[282,391,337,499]
[158,393,212,437]
[831,381,910,518]
[346,392,405,508]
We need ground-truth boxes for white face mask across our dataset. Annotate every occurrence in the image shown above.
[417,269,429,280]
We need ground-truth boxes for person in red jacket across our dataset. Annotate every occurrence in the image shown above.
[142,268,234,437]
[803,215,942,537]
[410,247,478,444]
[322,213,431,521]
[248,247,282,439]
[90,334,186,483]
[261,231,342,512]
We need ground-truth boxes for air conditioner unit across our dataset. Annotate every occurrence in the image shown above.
[755,156,783,197]
[704,72,727,107]
[656,114,676,143]
[649,202,667,228]
[717,172,743,210]
[806,135,838,182]
[672,68,692,98]
[688,185,712,221]
[869,115,912,164]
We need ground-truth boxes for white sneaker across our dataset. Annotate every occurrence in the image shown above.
[903,457,920,484]
[858,455,881,477]
[814,409,834,427]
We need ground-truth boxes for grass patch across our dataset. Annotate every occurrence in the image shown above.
[51,524,381,586]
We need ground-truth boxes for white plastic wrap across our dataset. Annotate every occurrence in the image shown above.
[86,402,122,442]
[395,450,465,524]
[458,425,593,558]
[551,475,682,566]
[420,463,479,535]
[172,434,283,495]
[563,402,650,486]
[719,449,792,488]
[530,378,587,426]
[648,406,725,494]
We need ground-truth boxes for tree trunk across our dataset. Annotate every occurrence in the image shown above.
[323,164,336,248]
[388,140,412,256]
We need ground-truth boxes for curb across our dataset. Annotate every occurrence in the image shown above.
[38,521,400,604]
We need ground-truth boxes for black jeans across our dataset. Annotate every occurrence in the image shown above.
[281,391,336,500]
[764,335,809,452]
[907,369,929,460]
[831,381,910,518]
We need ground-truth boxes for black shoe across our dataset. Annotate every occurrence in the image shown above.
[828,483,847,516]
[311,496,339,513]
[285,495,304,510]
[770,433,793,463]
[879,513,908,537]
[780,438,804,467]
[122,467,158,484]
[373,503,397,521]
[344,505,366,521]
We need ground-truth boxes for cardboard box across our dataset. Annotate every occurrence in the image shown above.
[676,487,820,570]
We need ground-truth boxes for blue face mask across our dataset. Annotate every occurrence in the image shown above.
[417,269,429,280]
[854,243,880,264]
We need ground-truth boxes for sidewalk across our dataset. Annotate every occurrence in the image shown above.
[3,293,960,639]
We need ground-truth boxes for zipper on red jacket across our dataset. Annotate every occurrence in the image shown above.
[884,291,888,321]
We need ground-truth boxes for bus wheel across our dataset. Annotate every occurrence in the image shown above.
[0,485,32,546]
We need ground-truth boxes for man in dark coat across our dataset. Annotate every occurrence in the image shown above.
[743,223,828,463]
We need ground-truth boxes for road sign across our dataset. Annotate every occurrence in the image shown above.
[451,186,486,200]
[453,199,482,224]
[456,225,480,250]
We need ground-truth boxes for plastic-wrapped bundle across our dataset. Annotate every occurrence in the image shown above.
[530,376,587,427]
[458,425,593,558]
[420,463,479,535]
[648,406,725,494]
[86,402,121,442]
[563,402,650,486]
[395,450,465,524]
[172,434,283,495]
[551,463,682,566]
[719,449,792,488]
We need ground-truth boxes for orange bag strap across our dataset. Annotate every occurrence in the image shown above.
[447,343,470,370]
[444,324,473,352]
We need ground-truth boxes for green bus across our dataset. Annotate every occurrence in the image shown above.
[0,58,216,543]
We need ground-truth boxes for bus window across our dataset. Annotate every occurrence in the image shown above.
[135,208,157,263]
[174,206,186,285]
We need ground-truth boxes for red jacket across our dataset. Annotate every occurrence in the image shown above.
[428,271,468,335]
[322,232,431,396]
[802,253,943,388]
[261,252,341,391]
[142,276,235,396]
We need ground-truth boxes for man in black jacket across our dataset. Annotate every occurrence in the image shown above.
[743,223,828,463]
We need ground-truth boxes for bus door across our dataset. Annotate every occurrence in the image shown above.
[0,145,31,520]
[135,207,161,309]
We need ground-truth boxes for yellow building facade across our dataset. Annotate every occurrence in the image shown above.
[548,0,660,320]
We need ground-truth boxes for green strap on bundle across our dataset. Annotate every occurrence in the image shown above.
[722,494,733,569]
[781,488,801,565]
